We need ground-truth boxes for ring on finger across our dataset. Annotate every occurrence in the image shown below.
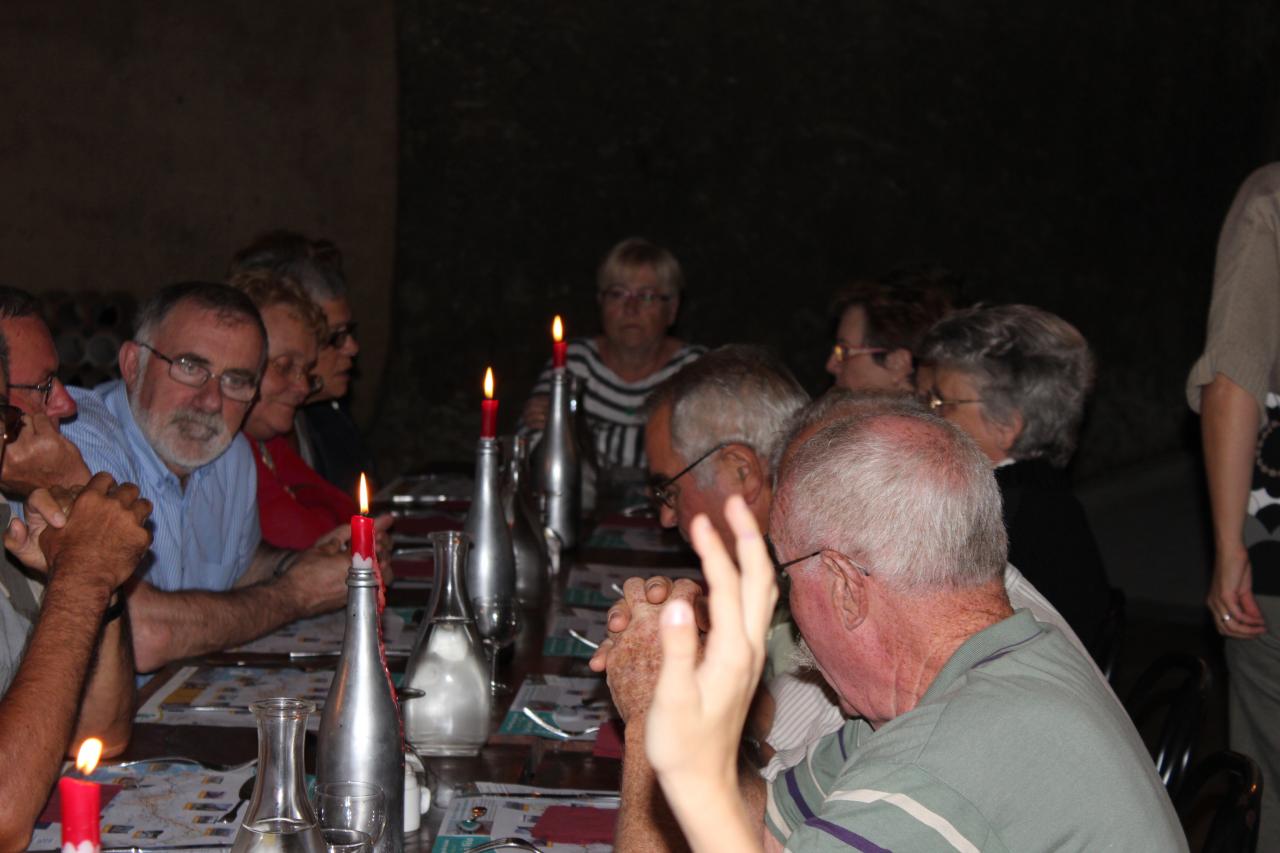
[1222,613,1232,623]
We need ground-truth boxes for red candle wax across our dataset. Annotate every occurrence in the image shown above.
[352,473,375,566]
[481,367,498,437]
[58,776,100,852]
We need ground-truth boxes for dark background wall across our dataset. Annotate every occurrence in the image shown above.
[0,2,397,423]
[381,0,1280,487]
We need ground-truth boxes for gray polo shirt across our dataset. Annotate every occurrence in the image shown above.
[766,610,1185,852]
[0,554,38,695]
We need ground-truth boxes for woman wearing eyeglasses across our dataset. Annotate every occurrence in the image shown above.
[231,269,356,551]
[520,237,705,470]
[917,304,1111,656]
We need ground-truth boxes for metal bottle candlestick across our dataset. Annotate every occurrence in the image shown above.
[503,435,549,606]
[463,437,517,604]
[315,551,404,853]
[535,366,580,549]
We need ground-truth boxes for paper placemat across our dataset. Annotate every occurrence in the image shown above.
[29,760,256,851]
[563,564,702,608]
[542,608,609,659]
[496,674,613,743]
[433,783,618,853]
[232,607,417,657]
[137,665,333,729]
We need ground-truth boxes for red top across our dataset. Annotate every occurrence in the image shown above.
[252,434,358,551]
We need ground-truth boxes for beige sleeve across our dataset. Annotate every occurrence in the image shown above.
[1187,176,1280,420]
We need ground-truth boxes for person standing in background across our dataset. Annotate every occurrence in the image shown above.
[1187,162,1280,850]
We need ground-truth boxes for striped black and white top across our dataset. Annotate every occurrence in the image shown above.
[524,337,706,468]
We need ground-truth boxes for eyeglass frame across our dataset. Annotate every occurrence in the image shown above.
[598,287,675,307]
[9,373,58,407]
[649,442,728,509]
[324,322,358,350]
[266,354,323,395]
[135,341,261,403]
[764,534,871,579]
[919,387,983,413]
[829,341,888,364]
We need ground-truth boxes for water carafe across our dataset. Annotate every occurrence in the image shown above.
[231,698,326,853]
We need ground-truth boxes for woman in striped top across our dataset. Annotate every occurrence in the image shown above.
[521,238,705,468]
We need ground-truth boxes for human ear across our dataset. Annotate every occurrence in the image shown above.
[885,348,914,386]
[994,409,1024,455]
[119,341,140,386]
[720,444,766,502]
[823,552,869,632]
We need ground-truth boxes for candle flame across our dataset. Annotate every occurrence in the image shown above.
[358,472,369,515]
[484,366,494,399]
[76,738,103,775]
[552,315,564,343]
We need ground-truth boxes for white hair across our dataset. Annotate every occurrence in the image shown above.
[648,344,809,484]
[772,395,1007,591]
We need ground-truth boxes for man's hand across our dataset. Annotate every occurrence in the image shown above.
[644,497,776,852]
[0,413,91,495]
[279,548,351,618]
[1208,546,1267,638]
[588,575,707,723]
[588,576,709,674]
[521,395,550,431]
[4,486,77,573]
[39,472,152,591]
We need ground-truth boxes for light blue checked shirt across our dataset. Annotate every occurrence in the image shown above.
[61,381,261,592]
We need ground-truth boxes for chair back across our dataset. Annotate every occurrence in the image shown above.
[1090,586,1126,682]
[1174,750,1262,853]
[1123,652,1211,797]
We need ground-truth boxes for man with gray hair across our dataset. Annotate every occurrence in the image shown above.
[604,394,1183,852]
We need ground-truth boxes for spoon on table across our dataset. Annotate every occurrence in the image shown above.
[220,776,256,824]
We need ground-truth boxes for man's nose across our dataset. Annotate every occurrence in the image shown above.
[825,352,840,376]
[191,379,225,412]
[45,378,77,423]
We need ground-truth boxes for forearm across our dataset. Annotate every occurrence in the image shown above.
[127,578,309,672]
[239,543,292,587]
[1201,374,1260,555]
[0,576,112,849]
[617,721,692,853]
[71,600,136,758]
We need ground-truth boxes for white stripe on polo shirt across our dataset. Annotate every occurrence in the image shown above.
[825,789,981,853]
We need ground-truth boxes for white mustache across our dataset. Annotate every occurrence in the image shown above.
[169,409,225,441]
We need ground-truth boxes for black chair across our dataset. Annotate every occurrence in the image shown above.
[1090,586,1126,683]
[1124,653,1212,797]
[1175,750,1263,853]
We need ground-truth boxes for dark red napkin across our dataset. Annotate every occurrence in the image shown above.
[592,718,624,760]
[39,783,124,824]
[532,804,618,844]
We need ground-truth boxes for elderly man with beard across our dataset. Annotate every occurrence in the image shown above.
[61,282,350,673]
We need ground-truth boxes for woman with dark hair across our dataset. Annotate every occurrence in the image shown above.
[917,303,1111,653]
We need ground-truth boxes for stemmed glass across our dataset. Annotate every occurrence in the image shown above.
[471,595,521,694]
[313,781,385,853]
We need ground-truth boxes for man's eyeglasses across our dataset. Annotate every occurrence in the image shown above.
[765,535,872,579]
[136,342,260,403]
[919,388,983,412]
[600,288,674,307]
[269,355,323,395]
[324,323,358,349]
[9,374,58,406]
[649,443,727,509]
[830,342,887,364]
[0,402,22,444]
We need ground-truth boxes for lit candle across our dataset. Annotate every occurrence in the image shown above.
[552,315,567,368]
[351,473,385,612]
[59,738,102,853]
[480,366,498,438]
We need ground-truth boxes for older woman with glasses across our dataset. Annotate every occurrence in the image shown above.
[917,304,1111,654]
[520,237,705,470]
[231,269,357,551]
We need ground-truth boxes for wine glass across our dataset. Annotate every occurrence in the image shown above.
[313,781,385,851]
[471,595,521,694]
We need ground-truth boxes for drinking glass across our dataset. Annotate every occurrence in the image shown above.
[471,595,520,693]
[313,781,385,850]
[319,828,371,853]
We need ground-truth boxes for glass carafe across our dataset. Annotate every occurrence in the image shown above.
[231,697,326,853]
[400,531,492,756]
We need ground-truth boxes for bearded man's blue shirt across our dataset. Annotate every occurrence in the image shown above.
[61,380,260,591]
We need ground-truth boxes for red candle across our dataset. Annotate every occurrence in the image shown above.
[351,473,375,568]
[552,315,567,368]
[60,739,102,853]
[480,367,499,438]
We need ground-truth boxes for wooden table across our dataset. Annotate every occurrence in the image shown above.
[120,527,695,849]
